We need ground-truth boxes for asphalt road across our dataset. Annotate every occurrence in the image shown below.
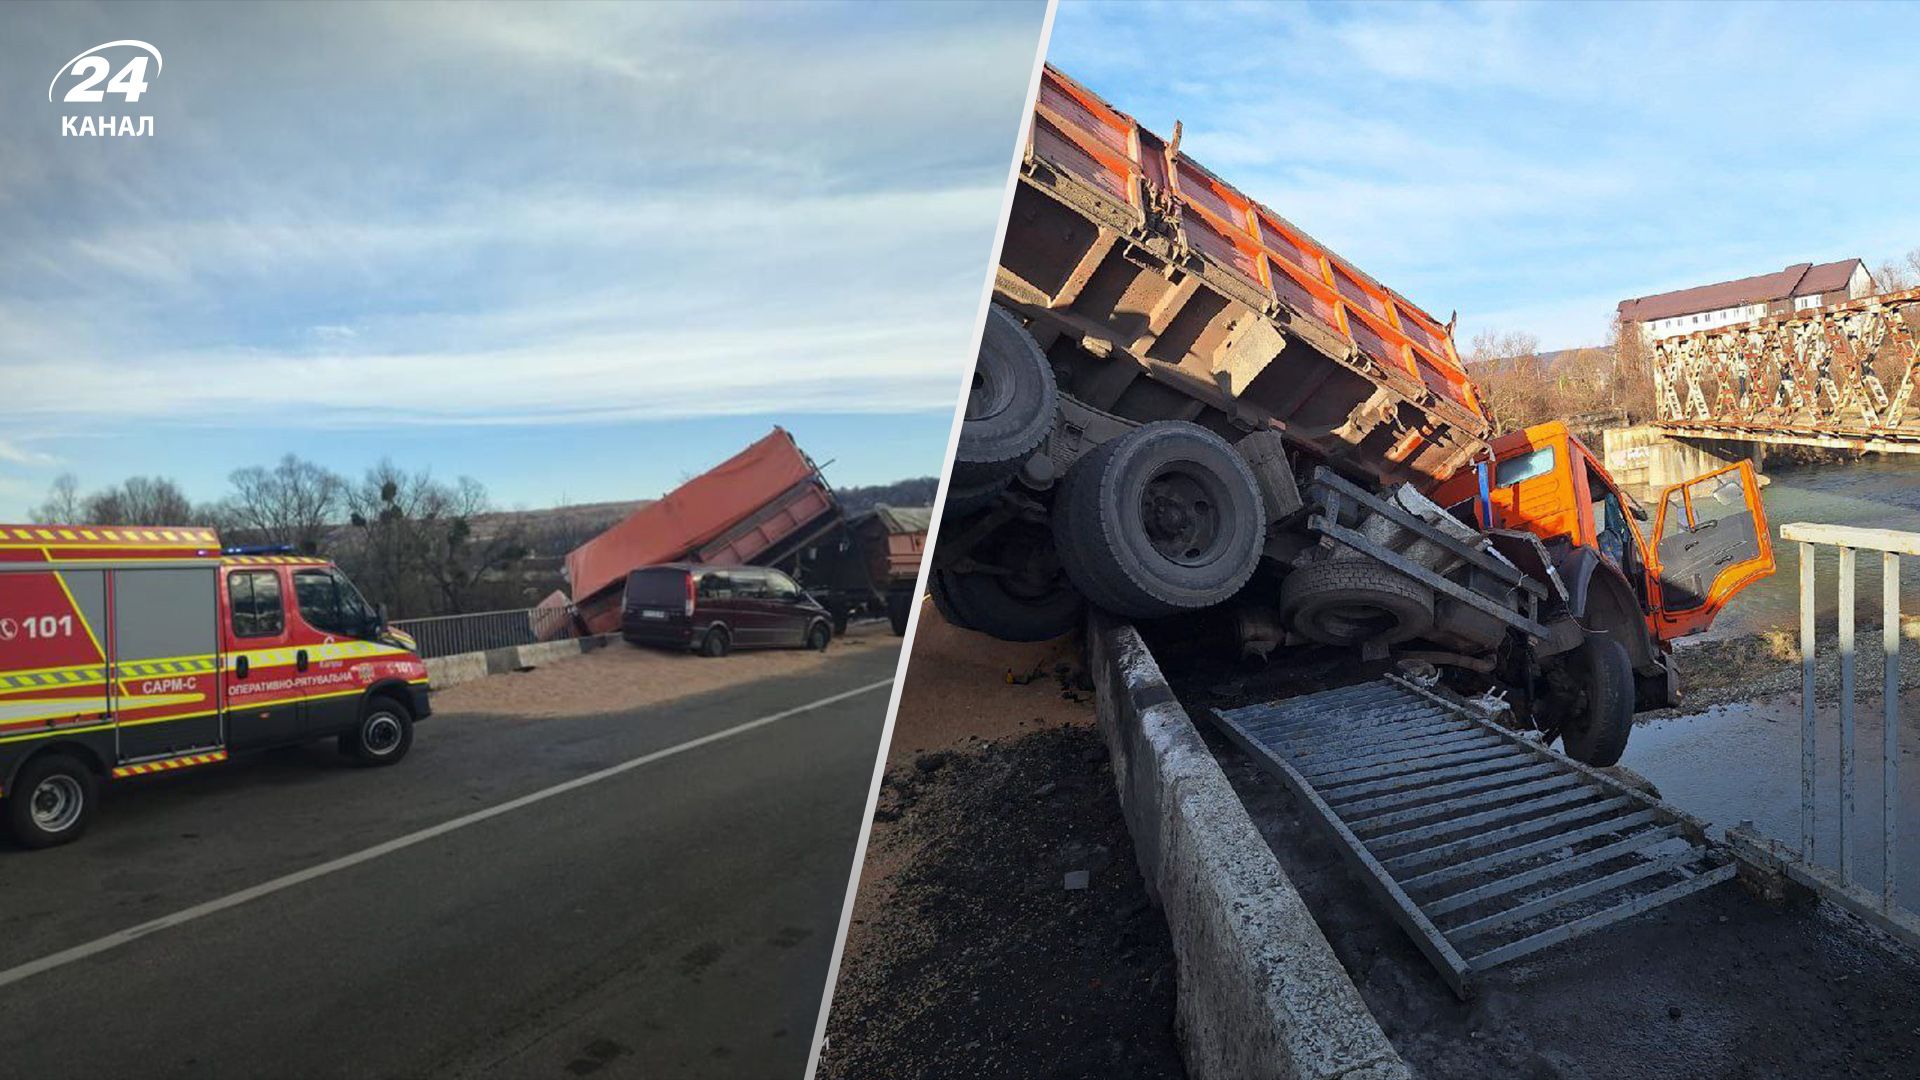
[0,641,899,1078]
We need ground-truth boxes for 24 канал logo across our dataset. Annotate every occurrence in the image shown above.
[48,39,162,138]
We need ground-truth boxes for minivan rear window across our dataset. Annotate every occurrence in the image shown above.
[625,568,689,606]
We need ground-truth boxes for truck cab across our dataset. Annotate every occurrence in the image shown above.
[1438,421,1774,648]
[0,526,429,848]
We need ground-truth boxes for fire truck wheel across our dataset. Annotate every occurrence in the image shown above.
[1558,635,1633,767]
[954,305,1057,487]
[700,626,732,658]
[6,752,98,849]
[1278,560,1436,647]
[1053,422,1264,620]
[807,621,832,651]
[342,697,414,766]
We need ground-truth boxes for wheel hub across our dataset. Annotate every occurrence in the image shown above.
[1139,470,1220,565]
[30,775,82,832]
[366,715,402,753]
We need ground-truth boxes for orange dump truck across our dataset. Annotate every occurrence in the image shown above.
[564,428,845,635]
[938,65,1775,766]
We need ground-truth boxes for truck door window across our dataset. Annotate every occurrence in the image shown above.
[1494,446,1555,487]
[294,569,374,636]
[228,570,284,637]
[1655,469,1764,611]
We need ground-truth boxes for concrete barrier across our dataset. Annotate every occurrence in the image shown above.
[422,633,620,690]
[1089,612,1409,1080]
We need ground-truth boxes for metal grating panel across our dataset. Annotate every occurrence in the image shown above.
[1212,676,1735,997]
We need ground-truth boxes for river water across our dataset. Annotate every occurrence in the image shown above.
[1621,456,1920,902]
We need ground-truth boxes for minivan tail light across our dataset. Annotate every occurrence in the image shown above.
[685,573,696,617]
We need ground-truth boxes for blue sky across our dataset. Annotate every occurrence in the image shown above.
[1049,0,1920,353]
[0,1,1048,517]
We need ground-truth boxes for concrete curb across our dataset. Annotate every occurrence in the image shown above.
[423,633,621,690]
[1088,612,1410,1080]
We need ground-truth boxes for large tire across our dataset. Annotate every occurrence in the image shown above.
[1559,635,1633,767]
[5,752,98,849]
[928,572,972,631]
[1052,421,1264,620]
[1278,560,1436,646]
[938,569,1083,642]
[954,306,1057,486]
[886,591,912,636]
[943,474,1009,519]
[341,695,414,766]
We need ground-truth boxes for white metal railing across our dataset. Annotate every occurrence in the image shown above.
[1778,521,1920,943]
[390,605,575,659]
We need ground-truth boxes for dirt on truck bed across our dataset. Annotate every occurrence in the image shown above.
[1168,654,1920,1080]
[819,609,1185,1080]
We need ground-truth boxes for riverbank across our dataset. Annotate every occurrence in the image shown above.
[1658,617,1920,718]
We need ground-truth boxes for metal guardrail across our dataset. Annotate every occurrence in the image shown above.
[1777,520,1920,947]
[390,605,575,659]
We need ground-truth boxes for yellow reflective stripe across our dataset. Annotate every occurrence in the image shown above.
[0,721,114,745]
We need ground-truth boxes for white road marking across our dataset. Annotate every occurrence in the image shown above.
[0,677,894,991]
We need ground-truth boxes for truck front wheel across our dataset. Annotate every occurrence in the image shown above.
[1551,635,1633,767]
[341,696,415,766]
[1053,422,1264,620]
[6,752,98,849]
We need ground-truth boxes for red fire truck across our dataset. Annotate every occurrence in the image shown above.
[0,525,430,848]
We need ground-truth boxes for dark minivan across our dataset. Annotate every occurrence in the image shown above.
[621,563,833,657]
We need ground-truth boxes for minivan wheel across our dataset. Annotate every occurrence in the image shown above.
[6,752,98,849]
[954,305,1058,487]
[806,622,832,651]
[701,627,732,658]
[1052,421,1265,620]
[341,697,414,766]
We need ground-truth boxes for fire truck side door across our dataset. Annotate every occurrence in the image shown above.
[1649,460,1774,639]
[223,567,305,749]
[112,567,224,762]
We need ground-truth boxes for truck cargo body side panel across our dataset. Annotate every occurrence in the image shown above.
[564,428,823,605]
[1005,66,1490,492]
[111,567,223,760]
[0,567,119,789]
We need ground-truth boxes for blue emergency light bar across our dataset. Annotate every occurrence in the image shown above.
[222,543,296,556]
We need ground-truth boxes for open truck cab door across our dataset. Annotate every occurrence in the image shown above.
[1647,460,1774,640]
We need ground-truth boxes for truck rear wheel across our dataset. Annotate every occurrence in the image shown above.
[1556,635,1633,767]
[1052,421,1264,620]
[944,474,1008,519]
[1278,560,1436,646]
[935,568,1082,642]
[886,590,912,636]
[954,305,1057,486]
[928,571,972,631]
[6,752,98,849]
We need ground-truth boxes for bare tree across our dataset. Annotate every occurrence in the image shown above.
[224,454,346,553]
[336,461,530,618]
[83,476,200,526]
[30,473,84,524]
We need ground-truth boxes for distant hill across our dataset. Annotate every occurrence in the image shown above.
[836,477,938,514]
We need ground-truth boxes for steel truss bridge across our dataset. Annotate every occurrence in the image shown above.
[1652,287,1920,454]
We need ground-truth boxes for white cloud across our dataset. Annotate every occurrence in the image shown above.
[0,439,57,466]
